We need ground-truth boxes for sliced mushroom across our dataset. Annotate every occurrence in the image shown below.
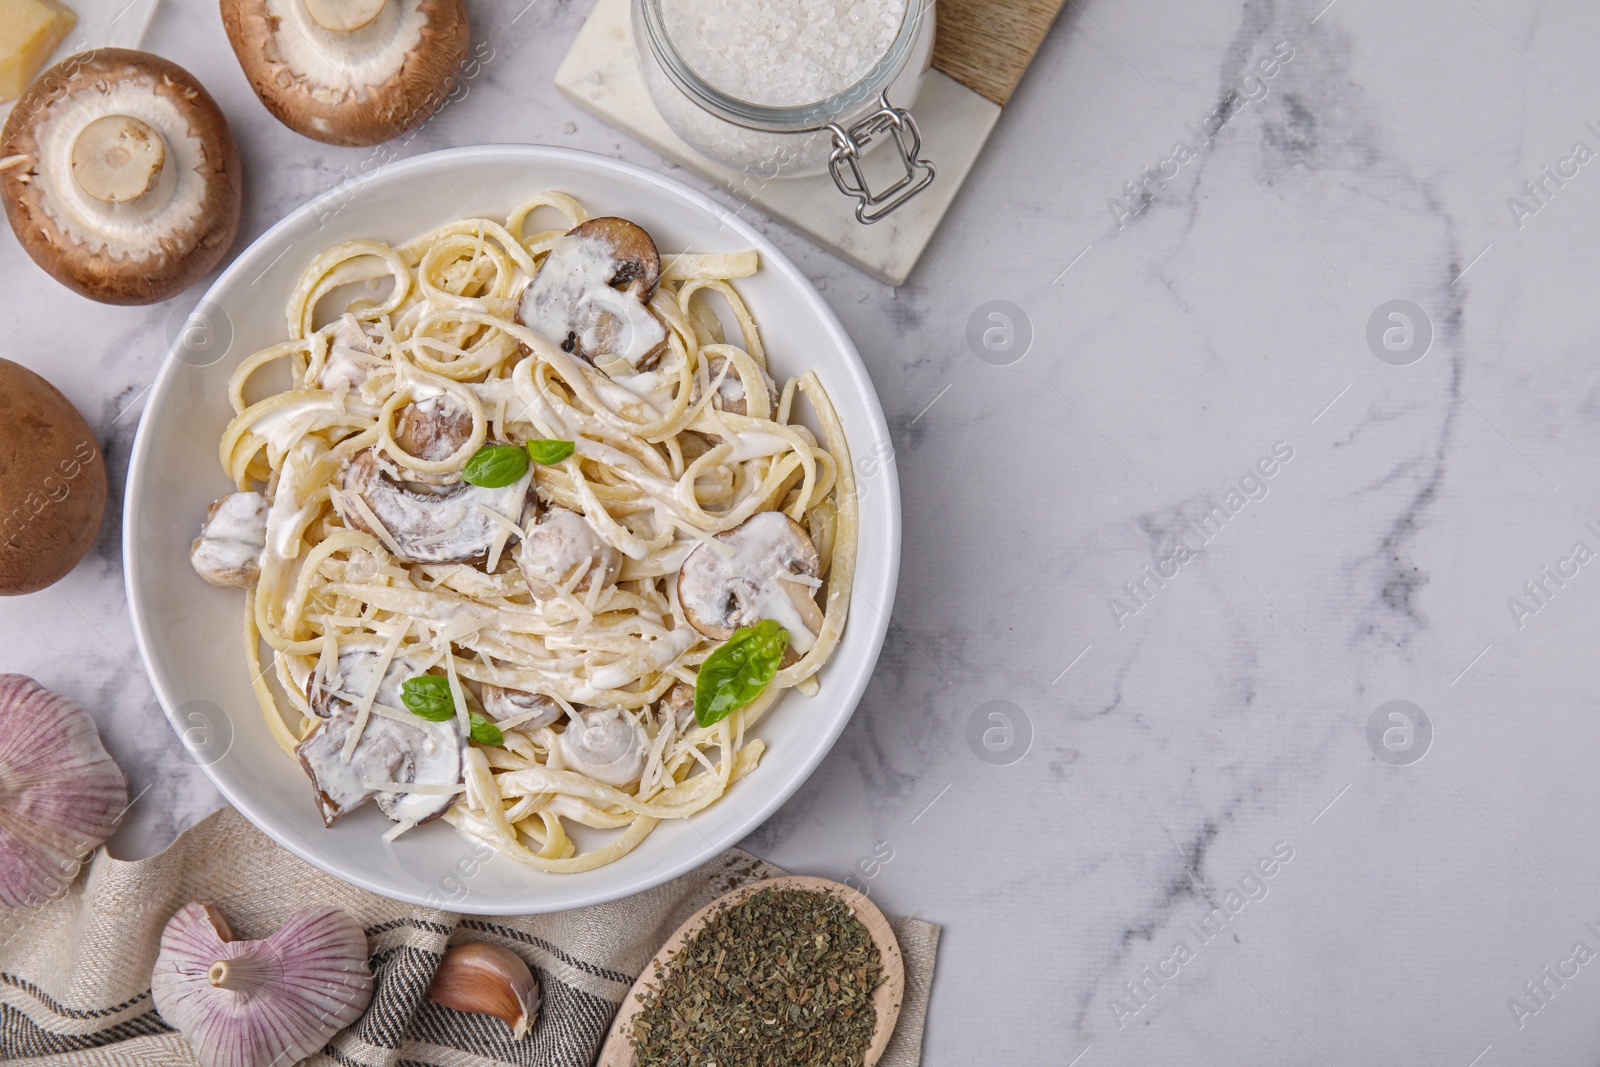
[190,491,268,589]
[0,49,241,305]
[393,394,473,464]
[677,512,824,655]
[341,446,530,564]
[569,217,661,292]
[516,507,621,599]
[708,355,749,416]
[660,681,696,733]
[517,217,667,374]
[480,685,562,732]
[220,0,470,147]
[694,355,772,418]
[297,649,464,826]
[316,317,383,391]
[555,707,646,788]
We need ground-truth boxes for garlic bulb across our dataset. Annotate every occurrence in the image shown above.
[0,674,127,908]
[426,941,540,1039]
[152,901,374,1067]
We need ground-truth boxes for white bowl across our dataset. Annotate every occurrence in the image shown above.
[124,145,900,914]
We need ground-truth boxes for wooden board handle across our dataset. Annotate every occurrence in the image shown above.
[932,0,1071,106]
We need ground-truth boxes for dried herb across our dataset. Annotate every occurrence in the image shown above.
[628,887,883,1067]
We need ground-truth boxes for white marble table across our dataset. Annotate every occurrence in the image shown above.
[6,0,1600,1063]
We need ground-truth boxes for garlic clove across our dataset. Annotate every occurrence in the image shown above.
[152,901,374,1067]
[0,674,127,909]
[426,941,540,1040]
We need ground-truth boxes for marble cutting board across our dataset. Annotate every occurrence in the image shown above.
[554,0,1068,286]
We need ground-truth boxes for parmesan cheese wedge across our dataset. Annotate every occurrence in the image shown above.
[0,0,75,103]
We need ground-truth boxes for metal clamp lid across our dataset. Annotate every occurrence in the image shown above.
[826,92,936,224]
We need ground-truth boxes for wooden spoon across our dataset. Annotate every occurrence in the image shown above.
[597,875,905,1066]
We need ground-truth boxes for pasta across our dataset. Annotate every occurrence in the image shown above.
[197,191,857,873]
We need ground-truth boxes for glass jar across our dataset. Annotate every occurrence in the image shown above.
[632,0,938,223]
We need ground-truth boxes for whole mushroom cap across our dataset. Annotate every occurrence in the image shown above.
[0,48,242,306]
[0,359,106,595]
[220,0,470,147]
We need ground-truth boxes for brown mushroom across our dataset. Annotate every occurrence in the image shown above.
[341,446,530,564]
[220,0,470,147]
[567,217,661,293]
[694,354,773,418]
[315,316,384,391]
[518,217,668,374]
[298,648,464,826]
[0,49,241,305]
[480,685,562,732]
[676,512,824,655]
[555,707,647,788]
[516,507,621,599]
[659,681,696,732]
[393,395,473,465]
[190,491,268,589]
[0,359,106,595]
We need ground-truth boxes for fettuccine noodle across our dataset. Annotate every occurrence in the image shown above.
[205,192,856,873]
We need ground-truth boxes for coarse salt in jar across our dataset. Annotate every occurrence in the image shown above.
[632,0,938,223]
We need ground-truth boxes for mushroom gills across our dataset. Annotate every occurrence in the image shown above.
[297,649,464,826]
[517,217,667,374]
[1,49,242,304]
[341,446,530,564]
[481,685,562,731]
[555,708,647,788]
[219,0,467,147]
[516,507,621,599]
[190,491,268,589]
[676,511,825,655]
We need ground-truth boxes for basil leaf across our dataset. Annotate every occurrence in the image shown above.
[527,439,576,465]
[463,444,529,488]
[694,619,789,728]
[469,711,504,747]
[401,675,456,722]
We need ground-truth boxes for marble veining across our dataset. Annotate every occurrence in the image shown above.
[7,0,1600,1062]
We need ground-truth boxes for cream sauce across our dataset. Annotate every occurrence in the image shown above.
[679,512,821,653]
[254,397,342,457]
[29,79,209,259]
[724,430,791,461]
[517,508,620,597]
[519,236,667,370]
[301,649,463,825]
[190,491,268,588]
[261,442,323,590]
[569,627,695,701]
